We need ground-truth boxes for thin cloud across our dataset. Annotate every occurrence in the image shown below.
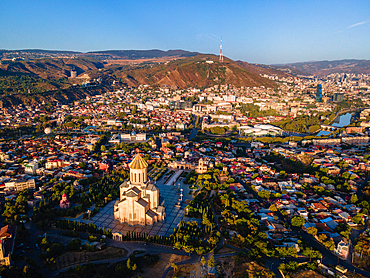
[202,33,219,42]
[209,33,220,39]
[347,21,367,29]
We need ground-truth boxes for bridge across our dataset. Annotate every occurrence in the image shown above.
[320,125,339,131]
[314,107,367,134]
[328,106,366,126]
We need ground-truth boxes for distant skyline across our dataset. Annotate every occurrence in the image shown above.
[1,0,369,64]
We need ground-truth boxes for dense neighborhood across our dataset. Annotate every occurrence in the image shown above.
[0,70,370,278]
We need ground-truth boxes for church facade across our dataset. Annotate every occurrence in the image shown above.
[114,154,165,226]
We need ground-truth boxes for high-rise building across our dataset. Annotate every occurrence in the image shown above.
[315,84,323,103]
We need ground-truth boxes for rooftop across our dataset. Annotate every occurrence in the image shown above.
[129,154,148,170]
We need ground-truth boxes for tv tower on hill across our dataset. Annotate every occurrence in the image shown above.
[219,36,223,63]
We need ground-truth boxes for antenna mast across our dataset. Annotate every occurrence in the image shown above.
[219,36,223,63]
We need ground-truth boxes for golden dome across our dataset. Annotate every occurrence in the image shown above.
[129,154,148,170]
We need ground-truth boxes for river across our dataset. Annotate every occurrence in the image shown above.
[332,112,353,127]
[316,112,353,136]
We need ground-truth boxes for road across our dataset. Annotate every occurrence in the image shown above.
[17,212,52,278]
[347,221,368,265]
[298,229,370,277]
[49,239,188,278]
[282,130,310,137]
[17,225,189,278]
[357,173,370,198]
[155,134,162,149]
[189,115,201,140]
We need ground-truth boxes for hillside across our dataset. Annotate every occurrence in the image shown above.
[89,54,278,89]
[0,53,279,106]
[0,58,106,96]
[0,85,110,108]
[0,57,105,79]
[274,59,370,76]
[0,69,63,95]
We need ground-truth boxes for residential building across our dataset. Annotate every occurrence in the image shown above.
[0,225,16,266]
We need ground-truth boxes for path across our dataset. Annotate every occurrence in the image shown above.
[50,240,188,278]
[165,170,183,186]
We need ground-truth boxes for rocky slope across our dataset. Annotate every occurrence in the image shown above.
[90,54,278,89]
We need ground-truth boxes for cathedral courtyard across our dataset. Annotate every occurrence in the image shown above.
[88,181,192,237]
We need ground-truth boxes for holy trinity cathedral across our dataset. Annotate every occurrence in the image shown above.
[114,154,165,226]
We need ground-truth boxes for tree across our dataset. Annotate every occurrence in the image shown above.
[174,241,182,250]
[79,162,87,169]
[171,263,178,272]
[286,261,298,271]
[276,247,289,258]
[324,239,335,251]
[100,145,106,152]
[352,213,364,225]
[302,247,322,261]
[278,263,286,273]
[306,227,317,236]
[208,255,215,268]
[350,194,358,204]
[196,246,206,255]
[291,216,305,227]
[318,234,328,242]
[287,246,298,257]
[184,245,194,256]
[208,236,219,246]
[342,172,351,179]
[48,243,64,258]
[279,171,287,178]
[127,258,133,270]
[201,256,206,267]
[269,204,278,212]
[258,190,271,199]
[67,238,81,251]
[40,234,49,249]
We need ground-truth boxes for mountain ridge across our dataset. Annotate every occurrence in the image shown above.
[0,49,199,61]
[273,59,370,76]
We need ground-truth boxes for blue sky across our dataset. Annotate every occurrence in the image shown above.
[1,0,369,64]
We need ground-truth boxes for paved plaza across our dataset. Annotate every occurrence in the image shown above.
[88,182,190,237]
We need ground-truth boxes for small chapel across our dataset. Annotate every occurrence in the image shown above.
[59,193,71,209]
[114,154,165,226]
